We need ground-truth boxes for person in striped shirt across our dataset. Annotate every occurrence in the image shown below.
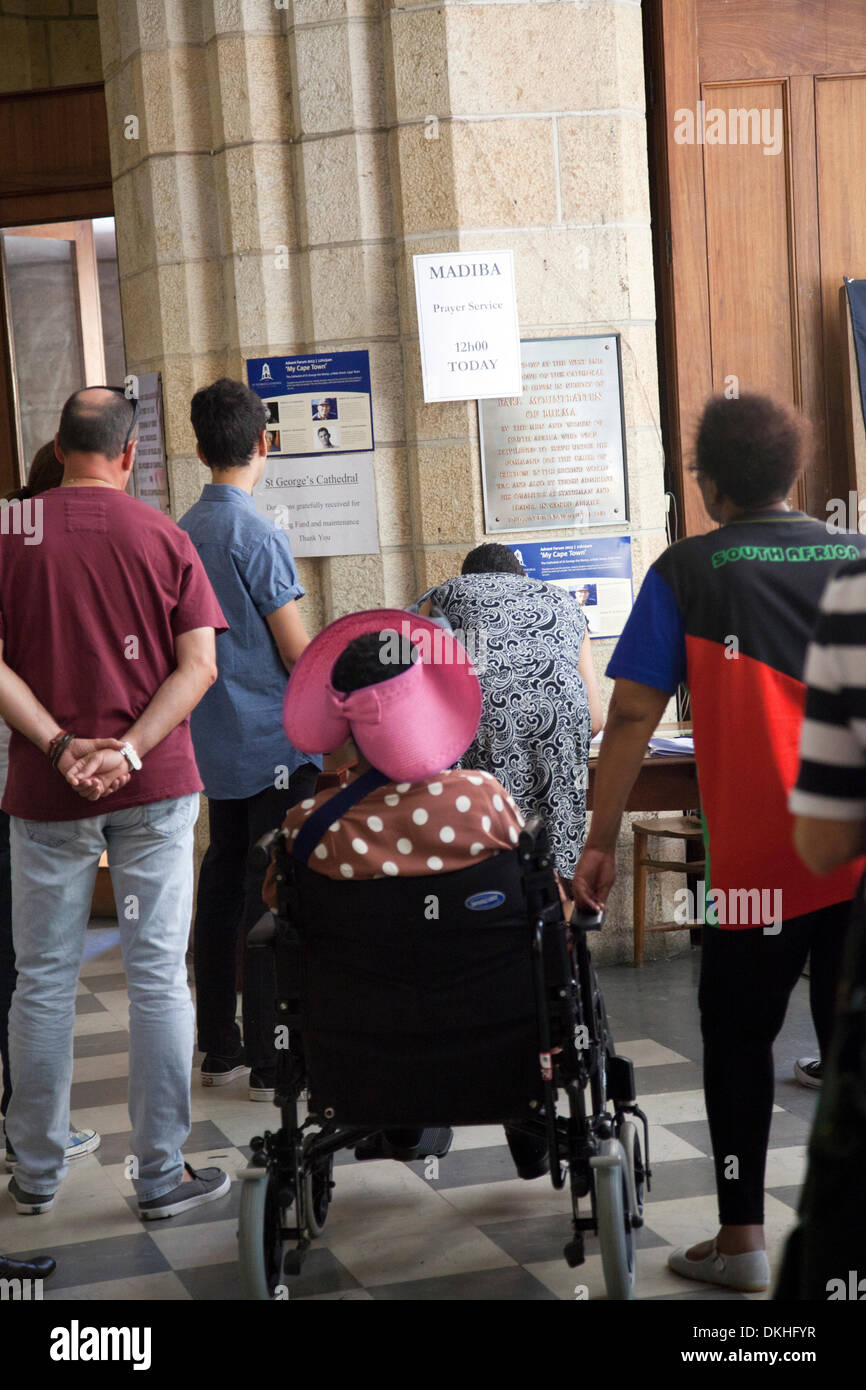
[779,561,866,1297]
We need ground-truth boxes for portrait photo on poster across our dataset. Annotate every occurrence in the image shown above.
[246,352,373,457]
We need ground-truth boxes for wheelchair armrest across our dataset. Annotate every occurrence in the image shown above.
[248,826,283,874]
[518,817,552,861]
[572,907,605,932]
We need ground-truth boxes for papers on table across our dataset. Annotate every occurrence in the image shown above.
[648,735,694,755]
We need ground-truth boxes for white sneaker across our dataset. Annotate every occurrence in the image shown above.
[668,1243,770,1292]
[5,1126,101,1171]
[794,1057,822,1088]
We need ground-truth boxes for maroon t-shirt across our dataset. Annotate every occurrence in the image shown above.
[0,486,228,821]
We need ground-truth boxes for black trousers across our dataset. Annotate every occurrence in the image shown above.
[0,812,14,1116]
[698,899,851,1226]
[192,765,318,1076]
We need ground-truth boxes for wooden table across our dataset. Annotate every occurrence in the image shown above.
[587,751,699,813]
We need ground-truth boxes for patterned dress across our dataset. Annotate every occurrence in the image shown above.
[429,572,592,877]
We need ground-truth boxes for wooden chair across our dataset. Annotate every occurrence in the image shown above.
[632,816,704,966]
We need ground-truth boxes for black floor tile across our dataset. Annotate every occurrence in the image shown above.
[641,1154,718,1203]
[409,1143,517,1190]
[83,972,131,995]
[767,1110,813,1147]
[40,1233,169,1291]
[769,1080,822,1122]
[630,1061,704,1093]
[766,1184,802,1211]
[96,1118,234,1167]
[480,1211,666,1265]
[74,994,110,1016]
[70,1074,131,1110]
[281,1247,362,1298]
[175,1260,240,1300]
[663,1119,713,1157]
[73,1030,129,1059]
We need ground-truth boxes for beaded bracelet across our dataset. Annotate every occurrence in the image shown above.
[47,731,74,768]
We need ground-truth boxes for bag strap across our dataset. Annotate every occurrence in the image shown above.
[292,766,390,866]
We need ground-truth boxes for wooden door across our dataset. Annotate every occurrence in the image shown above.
[652,0,866,534]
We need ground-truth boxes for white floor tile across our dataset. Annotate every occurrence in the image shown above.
[618,1040,691,1068]
[148,1217,239,1271]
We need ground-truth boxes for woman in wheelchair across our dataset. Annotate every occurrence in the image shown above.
[246,607,647,1300]
[264,608,551,1177]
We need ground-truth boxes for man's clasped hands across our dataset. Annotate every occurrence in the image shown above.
[55,740,133,803]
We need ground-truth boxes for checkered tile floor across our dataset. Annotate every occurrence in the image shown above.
[0,926,819,1301]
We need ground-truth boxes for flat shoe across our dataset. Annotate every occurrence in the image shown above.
[668,1243,770,1292]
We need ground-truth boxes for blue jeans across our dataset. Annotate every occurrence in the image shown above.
[5,794,198,1200]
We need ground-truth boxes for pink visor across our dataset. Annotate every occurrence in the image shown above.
[283,609,482,783]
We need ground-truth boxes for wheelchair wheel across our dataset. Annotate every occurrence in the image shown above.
[618,1119,644,1222]
[238,1173,286,1301]
[593,1138,636,1301]
[302,1136,333,1237]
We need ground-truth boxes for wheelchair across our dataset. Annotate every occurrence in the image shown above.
[237,816,651,1301]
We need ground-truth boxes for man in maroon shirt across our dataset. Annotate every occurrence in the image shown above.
[0,387,232,1221]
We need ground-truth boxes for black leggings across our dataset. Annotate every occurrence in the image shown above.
[698,900,851,1226]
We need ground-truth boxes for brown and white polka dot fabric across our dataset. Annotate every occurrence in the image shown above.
[282,769,524,879]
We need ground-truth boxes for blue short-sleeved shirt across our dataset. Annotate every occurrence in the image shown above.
[178,484,319,799]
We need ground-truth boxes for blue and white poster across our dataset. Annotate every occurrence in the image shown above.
[246,350,374,458]
[508,536,633,639]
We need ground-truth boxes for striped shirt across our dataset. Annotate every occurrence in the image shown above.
[791,558,866,820]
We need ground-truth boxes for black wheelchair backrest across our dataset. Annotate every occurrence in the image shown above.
[283,850,557,1128]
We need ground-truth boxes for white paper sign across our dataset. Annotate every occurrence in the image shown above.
[412,250,521,402]
[253,453,380,558]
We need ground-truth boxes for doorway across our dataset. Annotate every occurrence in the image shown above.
[0,216,125,490]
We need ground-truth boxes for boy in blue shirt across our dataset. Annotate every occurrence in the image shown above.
[180,378,319,1100]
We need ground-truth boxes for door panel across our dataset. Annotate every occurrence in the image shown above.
[659,0,866,533]
[703,82,796,404]
[698,0,866,81]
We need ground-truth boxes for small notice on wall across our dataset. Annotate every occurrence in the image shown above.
[507,536,633,640]
[412,250,521,402]
[252,453,380,559]
[133,372,170,515]
[479,336,628,532]
[247,351,374,458]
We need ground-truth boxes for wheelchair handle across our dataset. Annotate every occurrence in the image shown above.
[248,826,285,874]
[572,907,605,932]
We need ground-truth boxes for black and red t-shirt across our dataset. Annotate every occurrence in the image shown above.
[608,510,866,926]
